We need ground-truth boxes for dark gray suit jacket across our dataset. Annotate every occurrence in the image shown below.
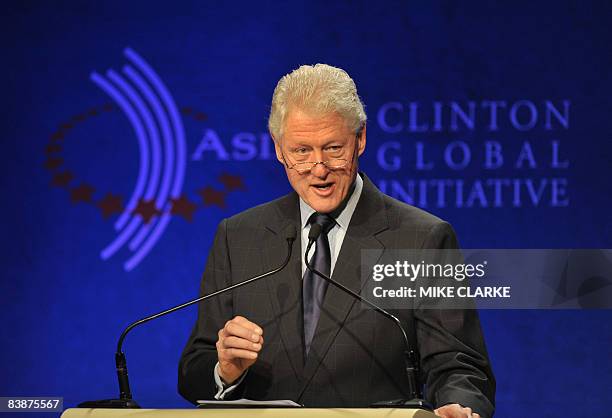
[178,174,495,417]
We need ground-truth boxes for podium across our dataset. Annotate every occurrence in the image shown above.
[62,408,437,417]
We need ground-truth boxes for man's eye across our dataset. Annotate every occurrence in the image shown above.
[327,146,342,151]
[295,148,308,154]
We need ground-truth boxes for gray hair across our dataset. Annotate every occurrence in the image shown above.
[268,64,367,140]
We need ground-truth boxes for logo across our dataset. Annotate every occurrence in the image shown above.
[44,48,246,271]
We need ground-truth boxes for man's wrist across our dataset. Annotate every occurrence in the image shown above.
[214,362,248,398]
[217,367,237,387]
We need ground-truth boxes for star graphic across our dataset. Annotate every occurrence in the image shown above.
[170,195,198,222]
[45,144,62,154]
[97,193,123,219]
[219,173,246,191]
[198,187,226,208]
[133,199,160,223]
[44,157,63,170]
[70,183,95,204]
[50,131,65,141]
[51,171,74,187]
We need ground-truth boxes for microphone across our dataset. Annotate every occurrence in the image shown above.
[79,225,297,409]
[305,224,430,409]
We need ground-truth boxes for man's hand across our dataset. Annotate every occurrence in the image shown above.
[216,315,264,385]
[435,403,480,418]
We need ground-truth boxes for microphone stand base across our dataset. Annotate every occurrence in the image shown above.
[78,398,141,408]
[370,398,432,410]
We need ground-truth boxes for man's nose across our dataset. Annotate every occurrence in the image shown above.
[311,160,330,177]
[308,150,327,176]
[311,149,325,163]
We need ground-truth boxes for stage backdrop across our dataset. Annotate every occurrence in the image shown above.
[1,2,611,417]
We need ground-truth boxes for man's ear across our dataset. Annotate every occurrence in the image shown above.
[272,135,286,165]
[357,124,367,157]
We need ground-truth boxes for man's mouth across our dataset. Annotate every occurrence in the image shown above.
[313,182,332,190]
[311,182,335,196]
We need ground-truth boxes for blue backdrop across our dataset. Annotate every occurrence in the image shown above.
[1,2,611,417]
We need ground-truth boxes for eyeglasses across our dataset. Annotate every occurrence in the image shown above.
[280,131,362,174]
[288,159,349,174]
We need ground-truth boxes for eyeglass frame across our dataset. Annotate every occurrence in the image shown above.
[277,128,364,175]
[286,158,350,174]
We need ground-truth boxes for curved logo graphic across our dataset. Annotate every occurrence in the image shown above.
[90,48,187,272]
[45,48,247,272]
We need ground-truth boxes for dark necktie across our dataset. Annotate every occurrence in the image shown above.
[303,212,336,357]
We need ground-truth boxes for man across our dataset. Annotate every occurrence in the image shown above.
[178,64,495,418]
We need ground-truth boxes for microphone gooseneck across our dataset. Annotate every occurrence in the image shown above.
[79,226,297,409]
[305,225,427,407]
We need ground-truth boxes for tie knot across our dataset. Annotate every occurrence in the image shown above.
[309,212,336,235]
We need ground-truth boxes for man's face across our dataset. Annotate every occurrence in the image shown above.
[274,109,366,213]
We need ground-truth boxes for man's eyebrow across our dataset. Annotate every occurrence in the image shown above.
[286,142,312,148]
[283,135,349,148]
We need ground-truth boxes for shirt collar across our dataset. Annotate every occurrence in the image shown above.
[299,173,364,230]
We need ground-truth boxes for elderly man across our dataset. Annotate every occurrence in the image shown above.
[178,64,495,418]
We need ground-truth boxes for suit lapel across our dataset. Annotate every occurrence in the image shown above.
[263,192,305,382]
[298,174,388,399]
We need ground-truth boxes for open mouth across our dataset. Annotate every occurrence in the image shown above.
[311,182,335,196]
[312,182,333,190]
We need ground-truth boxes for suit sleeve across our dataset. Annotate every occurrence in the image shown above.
[178,219,242,403]
[416,222,496,418]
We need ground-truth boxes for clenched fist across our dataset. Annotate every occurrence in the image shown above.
[216,315,264,385]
